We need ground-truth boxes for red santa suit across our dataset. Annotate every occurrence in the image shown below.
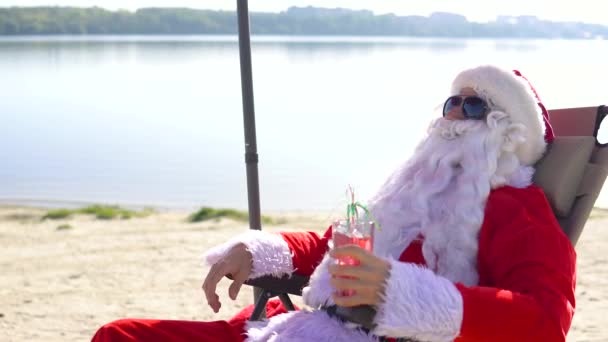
[92,185,575,342]
[91,65,576,342]
[200,189,575,342]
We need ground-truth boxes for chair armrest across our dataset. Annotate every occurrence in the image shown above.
[243,274,310,296]
[224,274,309,320]
[241,274,377,330]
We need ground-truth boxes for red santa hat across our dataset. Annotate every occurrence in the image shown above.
[450,65,554,165]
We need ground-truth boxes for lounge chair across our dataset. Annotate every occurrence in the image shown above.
[240,104,608,322]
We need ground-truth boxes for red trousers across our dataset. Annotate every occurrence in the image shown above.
[91,300,289,342]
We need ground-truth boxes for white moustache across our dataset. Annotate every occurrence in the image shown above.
[429,118,488,140]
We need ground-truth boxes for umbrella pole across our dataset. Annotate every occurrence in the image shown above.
[236,0,265,314]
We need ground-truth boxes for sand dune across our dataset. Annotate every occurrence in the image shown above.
[0,206,605,341]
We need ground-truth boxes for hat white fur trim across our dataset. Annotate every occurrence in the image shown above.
[451,65,547,165]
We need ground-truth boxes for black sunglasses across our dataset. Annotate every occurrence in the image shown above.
[442,95,490,120]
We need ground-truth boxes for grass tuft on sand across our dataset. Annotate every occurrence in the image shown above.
[56,224,73,230]
[43,205,155,220]
[188,207,287,225]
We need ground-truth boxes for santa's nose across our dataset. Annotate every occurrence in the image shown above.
[444,107,466,120]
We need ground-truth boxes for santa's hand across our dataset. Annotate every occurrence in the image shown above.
[328,245,391,307]
[202,243,252,313]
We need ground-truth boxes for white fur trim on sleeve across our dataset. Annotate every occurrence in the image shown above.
[373,259,463,341]
[302,254,335,308]
[203,230,294,279]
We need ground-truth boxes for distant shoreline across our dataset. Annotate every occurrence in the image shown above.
[1,6,606,39]
[2,34,600,42]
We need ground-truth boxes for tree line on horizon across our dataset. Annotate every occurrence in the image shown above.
[0,6,606,39]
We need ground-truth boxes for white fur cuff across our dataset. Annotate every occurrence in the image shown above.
[373,259,463,341]
[204,230,294,279]
[302,254,335,308]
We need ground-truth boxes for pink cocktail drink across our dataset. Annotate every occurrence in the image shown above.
[332,220,374,296]
[332,231,373,266]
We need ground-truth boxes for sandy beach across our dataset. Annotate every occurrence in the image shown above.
[0,206,606,341]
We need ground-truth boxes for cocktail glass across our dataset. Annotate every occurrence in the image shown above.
[332,219,374,295]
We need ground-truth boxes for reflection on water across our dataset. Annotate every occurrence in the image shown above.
[0,35,606,210]
[0,35,474,64]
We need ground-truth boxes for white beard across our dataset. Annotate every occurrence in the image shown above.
[368,111,531,286]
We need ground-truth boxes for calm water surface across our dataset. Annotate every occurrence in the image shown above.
[0,35,606,211]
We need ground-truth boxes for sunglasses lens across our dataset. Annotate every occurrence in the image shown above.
[462,97,487,119]
[443,96,462,116]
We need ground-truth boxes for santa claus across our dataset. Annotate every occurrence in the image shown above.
[92,65,576,342]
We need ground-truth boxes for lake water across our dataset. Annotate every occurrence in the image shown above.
[0,35,607,211]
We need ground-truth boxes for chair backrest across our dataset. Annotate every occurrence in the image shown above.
[533,105,608,245]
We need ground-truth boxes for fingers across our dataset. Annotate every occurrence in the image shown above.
[331,288,382,307]
[328,263,385,283]
[330,271,384,307]
[328,246,391,307]
[329,271,385,307]
[332,292,361,307]
[202,263,227,313]
[329,274,372,291]
[228,263,252,300]
[329,273,385,297]
[329,247,391,281]
[228,279,244,300]
[330,245,382,267]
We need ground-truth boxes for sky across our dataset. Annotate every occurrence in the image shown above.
[1,0,606,25]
